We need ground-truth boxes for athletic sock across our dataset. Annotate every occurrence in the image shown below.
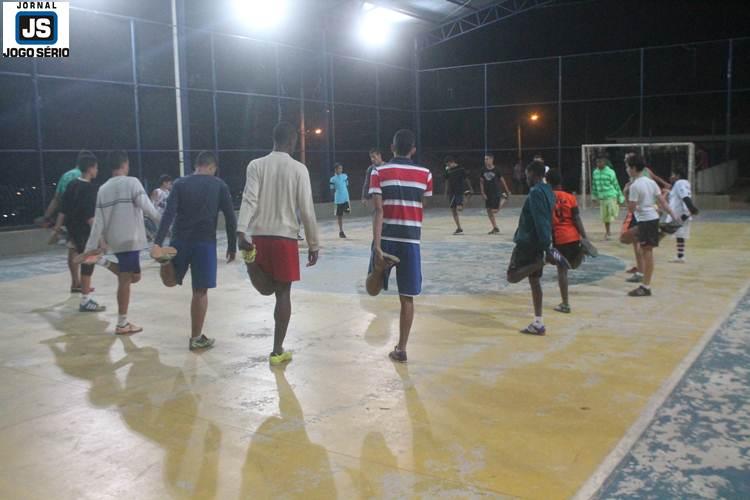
[641,284,651,290]
[676,238,685,259]
[117,315,128,328]
[534,316,543,325]
[81,294,90,303]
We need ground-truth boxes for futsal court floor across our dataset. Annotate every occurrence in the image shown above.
[0,207,748,499]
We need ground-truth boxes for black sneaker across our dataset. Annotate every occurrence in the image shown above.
[628,286,652,297]
[388,346,407,363]
[339,231,346,239]
[546,247,571,269]
[488,227,500,235]
[453,228,464,235]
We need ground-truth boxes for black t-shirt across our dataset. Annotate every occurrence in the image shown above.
[61,178,97,234]
[481,167,504,198]
[445,166,467,195]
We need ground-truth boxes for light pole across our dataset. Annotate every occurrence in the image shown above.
[517,112,540,164]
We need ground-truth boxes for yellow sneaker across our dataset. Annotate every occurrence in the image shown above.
[242,247,257,264]
[269,351,292,365]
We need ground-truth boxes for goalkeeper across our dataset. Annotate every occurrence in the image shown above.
[591,156,625,240]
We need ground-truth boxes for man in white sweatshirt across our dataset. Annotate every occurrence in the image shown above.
[237,122,320,366]
[80,151,161,335]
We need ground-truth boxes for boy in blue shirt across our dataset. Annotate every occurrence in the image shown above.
[329,163,350,238]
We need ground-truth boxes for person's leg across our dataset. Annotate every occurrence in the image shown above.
[634,243,644,273]
[272,283,292,355]
[676,237,686,260]
[246,262,276,296]
[68,248,80,290]
[605,222,611,238]
[507,258,544,284]
[397,295,414,351]
[451,207,461,230]
[337,215,343,233]
[557,266,568,306]
[641,247,654,287]
[487,209,498,230]
[530,276,543,319]
[80,265,94,295]
[190,288,208,339]
[160,262,178,287]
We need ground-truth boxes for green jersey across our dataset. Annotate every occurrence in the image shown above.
[56,167,82,196]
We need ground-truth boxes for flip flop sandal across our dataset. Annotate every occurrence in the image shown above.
[115,323,143,335]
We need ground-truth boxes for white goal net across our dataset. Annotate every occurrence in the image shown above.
[580,142,695,209]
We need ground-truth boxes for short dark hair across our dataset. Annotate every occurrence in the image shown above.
[334,162,343,169]
[546,168,562,186]
[107,150,129,171]
[526,160,546,179]
[77,152,98,172]
[273,121,298,147]
[672,166,687,179]
[533,153,544,160]
[625,153,646,172]
[392,129,415,156]
[444,155,457,164]
[158,174,172,186]
[369,148,382,156]
[195,151,218,168]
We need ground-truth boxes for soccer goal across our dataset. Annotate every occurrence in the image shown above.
[580,142,695,209]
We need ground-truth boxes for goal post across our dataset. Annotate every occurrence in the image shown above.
[580,142,695,209]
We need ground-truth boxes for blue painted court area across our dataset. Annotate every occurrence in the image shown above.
[597,286,750,499]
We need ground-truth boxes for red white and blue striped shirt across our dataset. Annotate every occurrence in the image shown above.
[369,158,433,245]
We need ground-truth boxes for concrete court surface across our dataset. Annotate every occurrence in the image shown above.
[0,207,748,499]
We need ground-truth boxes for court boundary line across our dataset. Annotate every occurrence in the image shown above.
[572,279,750,500]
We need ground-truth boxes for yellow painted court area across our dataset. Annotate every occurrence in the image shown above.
[0,210,748,499]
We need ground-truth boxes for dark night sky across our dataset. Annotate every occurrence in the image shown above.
[420,0,750,69]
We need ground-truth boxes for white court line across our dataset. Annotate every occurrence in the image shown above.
[572,279,750,500]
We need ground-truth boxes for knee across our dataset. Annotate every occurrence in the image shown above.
[131,274,142,284]
[193,288,208,298]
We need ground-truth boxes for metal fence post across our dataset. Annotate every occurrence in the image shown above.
[129,19,144,181]
[31,59,47,210]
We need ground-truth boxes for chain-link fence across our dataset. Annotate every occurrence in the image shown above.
[418,37,749,195]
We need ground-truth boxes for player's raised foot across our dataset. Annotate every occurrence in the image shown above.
[669,257,686,264]
[546,247,571,270]
[453,228,464,235]
[150,245,177,264]
[115,322,143,335]
[269,350,293,366]
[581,238,599,257]
[554,303,571,314]
[520,322,546,336]
[297,233,304,241]
[626,273,643,283]
[79,298,106,313]
[189,335,215,351]
[659,221,682,235]
[488,227,500,235]
[628,286,652,297]
[339,231,346,239]
[388,346,407,363]
[626,266,639,274]
[73,248,104,265]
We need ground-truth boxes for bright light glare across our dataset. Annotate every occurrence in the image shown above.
[314,128,323,135]
[233,0,287,30]
[530,113,540,122]
[358,3,412,47]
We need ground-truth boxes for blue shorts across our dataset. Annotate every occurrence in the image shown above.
[369,240,422,296]
[171,240,217,289]
[115,251,141,274]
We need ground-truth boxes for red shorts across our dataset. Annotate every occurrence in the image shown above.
[253,236,300,283]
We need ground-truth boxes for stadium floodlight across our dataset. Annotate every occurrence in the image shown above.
[233,0,288,30]
[358,2,412,47]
